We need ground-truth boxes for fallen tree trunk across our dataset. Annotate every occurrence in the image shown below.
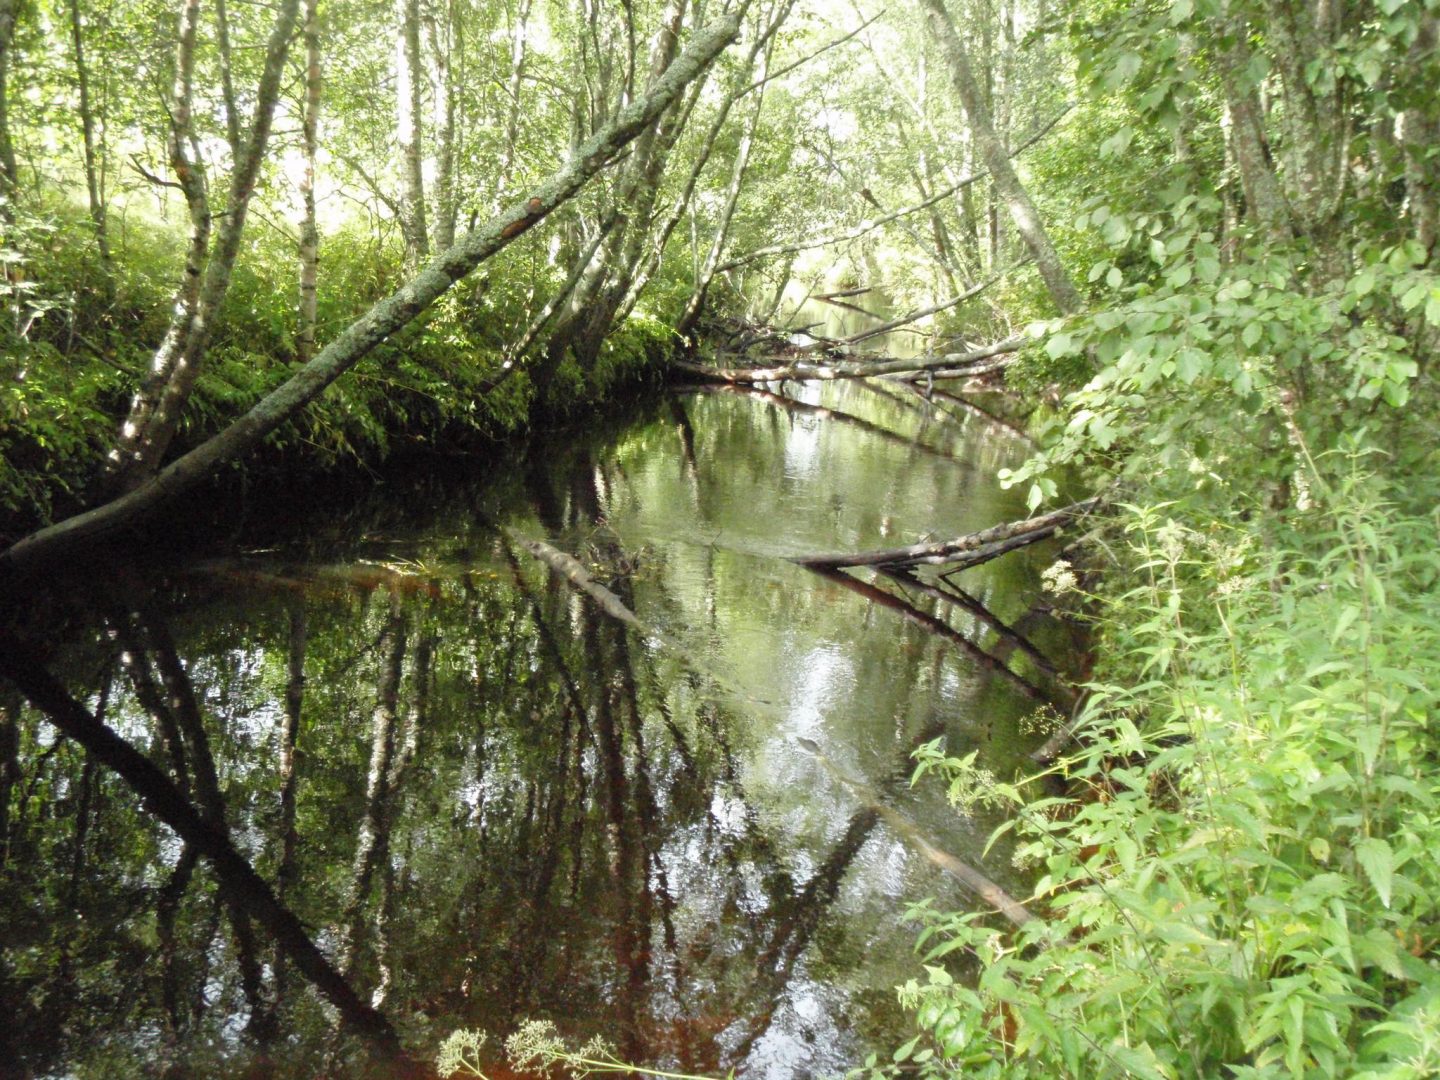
[0,9,744,576]
[793,499,1098,570]
[883,350,1020,382]
[674,335,1023,384]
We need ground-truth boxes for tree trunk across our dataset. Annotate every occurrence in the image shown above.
[67,0,112,297]
[1402,14,1439,259]
[1221,38,1293,242]
[112,0,303,487]
[920,0,1081,315]
[0,0,19,216]
[493,0,533,212]
[108,0,209,481]
[550,0,692,360]
[395,0,428,271]
[427,0,457,250]
[0,8,744,574]
[297,0,321,364]
[616,3,790,326]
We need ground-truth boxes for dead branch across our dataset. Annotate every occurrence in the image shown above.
[793,499,1099,570]
[837,269,1009,347]
[674,335,1024,384]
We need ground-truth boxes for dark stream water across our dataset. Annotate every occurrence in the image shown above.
[0,381,1078,1078]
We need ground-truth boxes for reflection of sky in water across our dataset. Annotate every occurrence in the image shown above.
[781,411,823,484]
[780,643,851,739]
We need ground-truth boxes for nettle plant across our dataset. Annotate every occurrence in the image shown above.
[881,457,1440,1078]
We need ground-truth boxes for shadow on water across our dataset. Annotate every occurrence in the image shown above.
[0,382,1078,1078]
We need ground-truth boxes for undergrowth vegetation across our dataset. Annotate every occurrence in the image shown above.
[892,459,1440,1077]
[0,198,678,538]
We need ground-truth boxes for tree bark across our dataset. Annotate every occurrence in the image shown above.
[919,0,1081,315]
[675,334,1023,383]
[67,0,112,296]
[112,0,303,487]
[676,25,774,338]
[492,0,533,212]
[1401,14,1439,259]
[0,7,744,574]
[0,0,18,215]
[108,0,209,481]
[395,0,429,271]
[213,0,242,155]
[297,0,321,364]
[427,0,457,250]
[793,499,1098,569]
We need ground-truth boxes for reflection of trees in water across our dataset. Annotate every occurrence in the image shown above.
[0,451,960,1078]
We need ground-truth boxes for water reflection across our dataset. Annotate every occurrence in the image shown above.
[0,383,1076,1078]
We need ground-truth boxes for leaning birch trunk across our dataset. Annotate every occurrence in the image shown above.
[612,62,749,324]
[0,9,745,575]
[108,0,209,480]
[116,0,302,486]
[395,0,428,271]
[549,0,691,355]
[297,0,321,364]
[919,0,1081,316]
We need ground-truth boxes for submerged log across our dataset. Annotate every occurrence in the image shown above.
[794,734,1037,928]
[793,500,1098,571]
[508,530,643,629]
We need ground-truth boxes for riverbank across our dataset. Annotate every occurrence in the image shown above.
[1,202,686,545]
[895,419,1440,1074]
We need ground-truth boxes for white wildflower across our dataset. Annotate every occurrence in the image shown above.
[1042,559,1079,594]
[436,1029,488,1078]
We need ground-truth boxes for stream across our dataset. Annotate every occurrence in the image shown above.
[0,380,1079,1078]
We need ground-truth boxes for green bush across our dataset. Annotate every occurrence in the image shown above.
[883,452,1440,1078]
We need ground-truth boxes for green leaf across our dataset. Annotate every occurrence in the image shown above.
[1046,333,1076,359]
[1106,266,1123,289]
[1353,837,1393,908]
[1176,347,1206,383]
